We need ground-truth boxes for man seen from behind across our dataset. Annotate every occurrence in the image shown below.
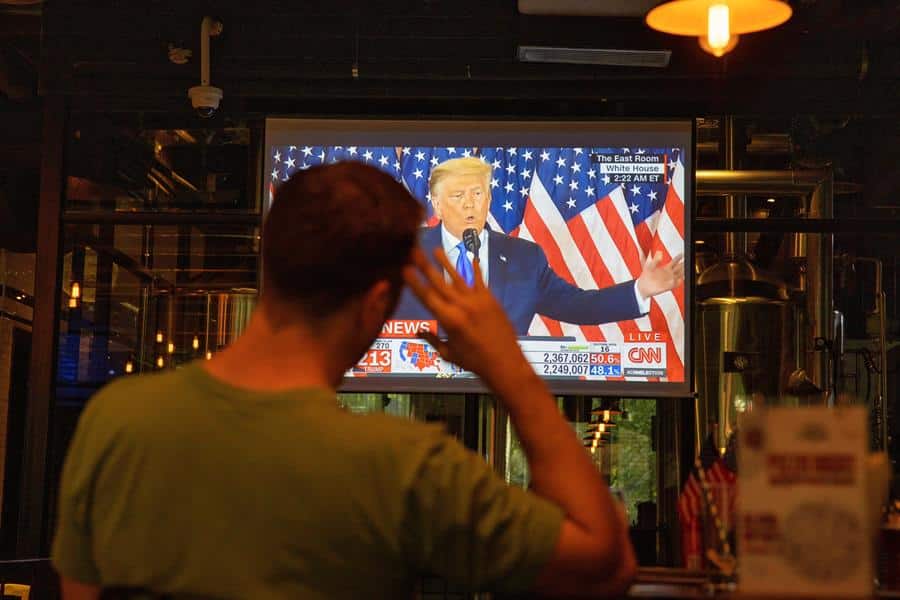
[53,162,637,599]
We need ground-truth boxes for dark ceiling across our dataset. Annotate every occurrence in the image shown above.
[3,0,900,219]
[16,0,900,117]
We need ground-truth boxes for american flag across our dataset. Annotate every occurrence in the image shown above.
[269,144,686,382]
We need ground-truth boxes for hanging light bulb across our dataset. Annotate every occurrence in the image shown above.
[205,351,213,360]
[167,342,175,354]
[68,281,81,308]
[156,331,164,343]
[156,356,165,368]
[192,335,200,350]
[125,360,134,374]
[603,409,611,423]
[646,0,792,58]
[700,3,740,56]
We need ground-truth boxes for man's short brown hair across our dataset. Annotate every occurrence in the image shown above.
[262,162,423,317]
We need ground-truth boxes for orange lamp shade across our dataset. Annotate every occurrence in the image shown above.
[646,0,792,36]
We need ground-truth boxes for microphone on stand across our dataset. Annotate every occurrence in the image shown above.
[462,228,481,263]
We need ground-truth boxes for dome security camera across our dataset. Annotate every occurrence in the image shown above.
[188,17,223,118]
[188,85,223,118]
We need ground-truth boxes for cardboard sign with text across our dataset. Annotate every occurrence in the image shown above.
[737,406,871,598]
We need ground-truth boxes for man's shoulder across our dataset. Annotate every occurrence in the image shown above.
[344,411,447,447]
[81,369,189,427]
[489,230,543,259]
[418,225,442,247]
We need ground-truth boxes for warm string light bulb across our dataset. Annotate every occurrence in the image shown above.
[125,360,134,374]
[156,331,164,343]
[68,281,81,308]
[192,335,200,350]
[156,356,165,368]
[205,351,213,360]
[167,342,175,354]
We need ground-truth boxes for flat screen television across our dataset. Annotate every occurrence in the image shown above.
[265,119,692,397]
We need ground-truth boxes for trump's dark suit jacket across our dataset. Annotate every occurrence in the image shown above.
[394,226,645,335]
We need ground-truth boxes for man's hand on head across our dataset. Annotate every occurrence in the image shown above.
[636,251,685,300]
[403,248,535,390]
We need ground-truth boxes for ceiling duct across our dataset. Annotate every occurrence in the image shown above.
[518,0,660,17]
[518,45,671,68]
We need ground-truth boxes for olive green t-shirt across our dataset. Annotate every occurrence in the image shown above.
[52,362,563,599]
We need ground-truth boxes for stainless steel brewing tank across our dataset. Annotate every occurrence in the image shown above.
[694,256,802,450]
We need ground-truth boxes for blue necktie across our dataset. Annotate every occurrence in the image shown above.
[455,241,475,287]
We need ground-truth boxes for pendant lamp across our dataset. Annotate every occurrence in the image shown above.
[646,0,792,57]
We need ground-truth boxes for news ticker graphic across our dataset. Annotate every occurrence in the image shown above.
[348,321,669,380]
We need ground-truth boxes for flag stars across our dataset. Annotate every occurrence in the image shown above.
[302,146,313,157]
[504,182,515,193]
[519,186,529,197]
[490,177,499,189]
[571,162,581,173]
[318,151,326,163]
[348,146,358,156]
[413,168,424,180]
[363,150,373,162]
[508,147,517,155]
[274,151,281,163]
[523,150,533,161]
[288,145,297,152]
[462,149,472,158]
[629,203,640,214]
[630,184,642,196]
[284,157,295,169]
[430,156,439,166]
[569,180,579,192]
[588,168,596,179]
[566,198,577,209]
[447,147,456,154]
[574,148,584,155]
[586,186,595,197]
[648,190,658,202]
[553,174,564,185]
[622,147,631,153]
[378,155,389,166]
[506,164,516,175]
[540,150,551,162]
[401,147,411,156]
[503,200,514,211]
[556,157,567,169]
[415,150,425,161]
[491,159,502,170]
[602,174,611,185]
[521,168,532,179]
[636,148,646,155]
[393,160,401,171]
[270,168,279,180]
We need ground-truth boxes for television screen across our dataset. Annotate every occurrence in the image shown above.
[265,119,692,396]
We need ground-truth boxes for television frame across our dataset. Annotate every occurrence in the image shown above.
[264,117,694,398]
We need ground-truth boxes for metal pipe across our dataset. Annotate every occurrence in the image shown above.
[721,117,747,257]
[857,258,889,450]
[806,170,834,403]
[697,169,832,194]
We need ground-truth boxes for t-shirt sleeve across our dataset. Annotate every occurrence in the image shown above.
[400,434,564,594]
[51,394,105,584]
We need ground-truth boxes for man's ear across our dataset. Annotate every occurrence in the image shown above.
[361,279,395,330]
[430,190,441,218]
